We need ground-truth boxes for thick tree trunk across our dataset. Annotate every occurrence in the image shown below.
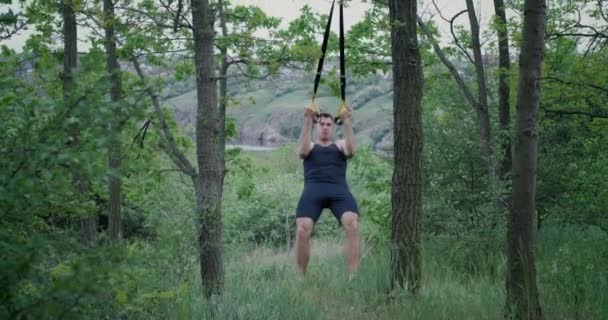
[104,0,123,241]
[191,0,224,298]
[62,0,96,245]
[388,0,424,294]
[494,0,513,182]
[506,0,546,318]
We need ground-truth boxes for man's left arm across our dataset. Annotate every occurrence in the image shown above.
[338,107,357,158]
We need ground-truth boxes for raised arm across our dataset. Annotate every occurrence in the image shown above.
[337,106,356,158]
[297,106,315,159]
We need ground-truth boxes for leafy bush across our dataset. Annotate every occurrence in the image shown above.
[223,147,343,248]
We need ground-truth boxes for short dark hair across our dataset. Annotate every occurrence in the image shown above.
[316,112,335,123]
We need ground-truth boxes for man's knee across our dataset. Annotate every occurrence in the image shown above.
[296,218,314,240]
[341,212,359,235]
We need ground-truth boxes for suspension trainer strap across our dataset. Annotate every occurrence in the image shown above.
[311,0,336,114]
[335,0,347,125]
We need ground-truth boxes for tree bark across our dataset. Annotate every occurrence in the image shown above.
[388,0,424,294]
[62,0,96,246]
[465,0,492,165]
[218,0,228,185]
[494,0,513,182]
[506,0,546,318]
[191,0,224,298]
[104,0,123,241]
[465,0,500,214]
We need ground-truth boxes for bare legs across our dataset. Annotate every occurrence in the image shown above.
[294,213,360,276]
[295,217,314,274]
[341,212,360,274]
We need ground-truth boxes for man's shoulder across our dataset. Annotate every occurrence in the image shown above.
[335,139,345,150]
[335,139,354,159]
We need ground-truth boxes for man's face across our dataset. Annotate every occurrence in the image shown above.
[316,116,333,141]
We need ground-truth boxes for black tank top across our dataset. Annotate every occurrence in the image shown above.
[303,143,347,185]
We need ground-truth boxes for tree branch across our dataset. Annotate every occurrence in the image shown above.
[131,55,197,177]
[115,5,192,30]
[431,0,450,22]
[417,17,480,113]
[541,76,608,94]
[541,106,608,119]
[158,0,193,29]
[450,9,475,65]
[599,0,608,24]
[0,19,27,41]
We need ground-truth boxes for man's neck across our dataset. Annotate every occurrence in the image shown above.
[316,139,333,146]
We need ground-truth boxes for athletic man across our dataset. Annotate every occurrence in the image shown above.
[294,104,360,278]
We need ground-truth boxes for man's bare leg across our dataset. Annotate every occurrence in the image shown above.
[295,217,314,274]
[341,212,360,276]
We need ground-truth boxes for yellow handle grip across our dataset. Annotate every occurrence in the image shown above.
[334,100,349,125]
[308,97,321,114]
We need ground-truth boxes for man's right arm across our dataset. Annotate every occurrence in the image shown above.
[297,107,315,159]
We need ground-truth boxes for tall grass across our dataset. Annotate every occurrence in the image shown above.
[157,224,607,320]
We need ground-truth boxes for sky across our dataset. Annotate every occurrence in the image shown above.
[1,0,498,52]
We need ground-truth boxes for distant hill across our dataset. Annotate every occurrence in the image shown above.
[167,68,395,150]
[11,53,396,150]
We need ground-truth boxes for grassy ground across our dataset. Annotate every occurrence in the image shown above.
[140,145,607,320]
[170,239,504,320]
[164,224,607,320]
[160,229,607,320]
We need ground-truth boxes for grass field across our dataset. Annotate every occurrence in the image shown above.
[163,227,607,320]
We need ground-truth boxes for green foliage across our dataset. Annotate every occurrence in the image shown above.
[0,227,131,319]
[421,62,499,234]
[348,147,392,232]
[537,225,608,319]
[347,4,391,76]
[1,0,606,318]
[274,5,328,69]
[223,146,341,248]
[536,33,608,231]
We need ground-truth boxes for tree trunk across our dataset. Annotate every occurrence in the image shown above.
[62,0,96,245]
[494,0,513,183]
[506,0,546,318]
[191,0,224,298]
[465,0,492,163]
[218,0,228,185]
[465,0,499,215]
[417,16,496,214]
[388,0,424,294]
[104,0,123,241]
[62,0,77,103]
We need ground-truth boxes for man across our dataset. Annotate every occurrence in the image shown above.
[294,104,360,278]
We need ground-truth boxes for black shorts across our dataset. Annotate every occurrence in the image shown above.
[296,183,359,224]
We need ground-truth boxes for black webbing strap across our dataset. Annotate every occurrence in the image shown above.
[310,0,348,125]
[335,1,347,125]
[311,0,336,112]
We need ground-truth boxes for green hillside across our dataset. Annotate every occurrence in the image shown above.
[167,71,394,148]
